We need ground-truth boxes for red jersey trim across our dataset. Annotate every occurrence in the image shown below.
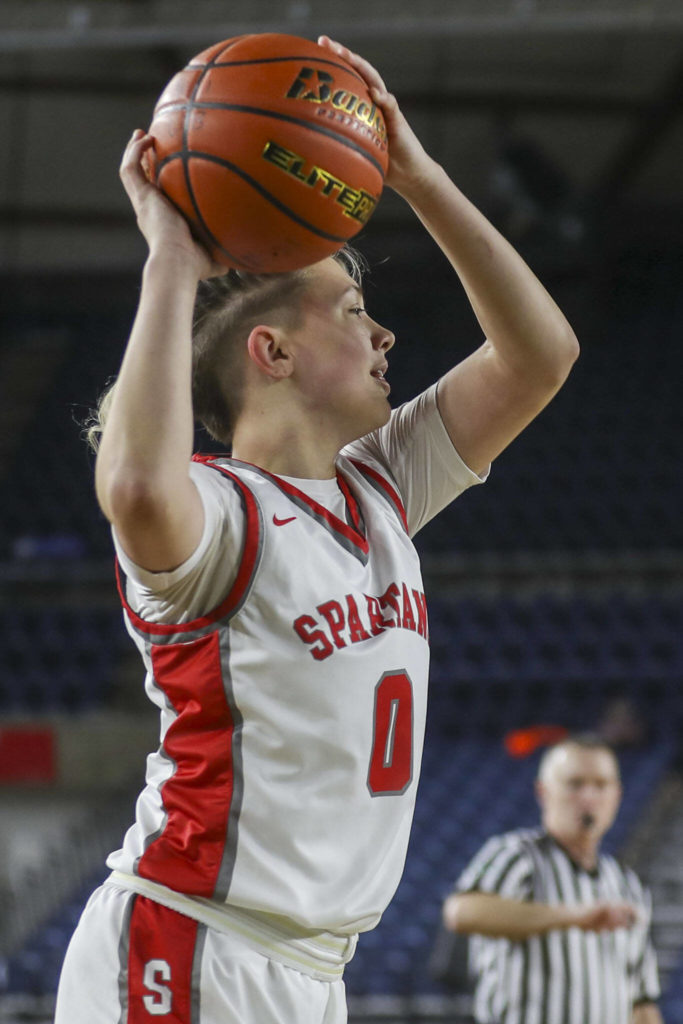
[136,632,240,897]
[115,466,262,637]
[214,456,370,558]
[335,470,366,537]
[349,459,409,534]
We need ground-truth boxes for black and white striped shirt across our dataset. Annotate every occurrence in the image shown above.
[454,827,660,1024]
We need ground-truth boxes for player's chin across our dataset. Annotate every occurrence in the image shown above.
[352,400,391,440]
[371,397,392,430]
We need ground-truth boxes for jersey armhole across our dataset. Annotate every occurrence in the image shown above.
[116,466,263,637]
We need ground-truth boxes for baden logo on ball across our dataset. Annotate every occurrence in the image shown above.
[284,66,387,144]
[147,33,389,273]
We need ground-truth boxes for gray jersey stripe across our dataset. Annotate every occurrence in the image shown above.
[212,629,245,902]
[116,892,136,1024]
[190,922,208,1024]
[349,460,405,531]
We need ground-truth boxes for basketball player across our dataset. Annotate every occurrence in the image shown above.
[55,36,579,1024]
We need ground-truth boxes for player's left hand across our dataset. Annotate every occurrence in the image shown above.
[121,130,227,281]
[317,36,432,197]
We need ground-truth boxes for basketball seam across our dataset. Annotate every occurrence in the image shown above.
[213,37,247,63]
[186,54,367,87]
[156,102,386,178]
[157,150,350,245]
[179,51,257,271]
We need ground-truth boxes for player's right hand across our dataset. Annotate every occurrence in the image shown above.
[119,129,226,280]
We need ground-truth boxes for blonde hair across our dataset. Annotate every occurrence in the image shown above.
[84,378,118,454]
[85,246,368,453]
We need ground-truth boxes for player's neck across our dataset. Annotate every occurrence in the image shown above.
[231,417,340,479]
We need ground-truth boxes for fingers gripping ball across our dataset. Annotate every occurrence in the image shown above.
[147,33,389,272]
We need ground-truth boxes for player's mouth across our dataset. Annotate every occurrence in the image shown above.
[371,364,390,393]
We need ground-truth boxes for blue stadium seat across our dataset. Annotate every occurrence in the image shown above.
[0,608,127,713]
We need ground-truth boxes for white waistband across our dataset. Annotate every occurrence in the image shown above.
[107,871,357,982]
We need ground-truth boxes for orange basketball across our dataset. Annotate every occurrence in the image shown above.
[147,33,389,273]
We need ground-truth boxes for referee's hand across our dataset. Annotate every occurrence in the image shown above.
[574,902,640,932]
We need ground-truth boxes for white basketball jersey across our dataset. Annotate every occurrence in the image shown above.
[107,387,484,935]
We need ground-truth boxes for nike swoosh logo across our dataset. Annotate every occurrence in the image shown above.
[273,514,297,526]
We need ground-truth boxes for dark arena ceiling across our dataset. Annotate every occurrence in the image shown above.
[1,0,682,275]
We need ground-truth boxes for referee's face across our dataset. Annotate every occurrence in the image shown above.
[537,746,622,846]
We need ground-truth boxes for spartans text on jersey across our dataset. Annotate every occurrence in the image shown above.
[293,581,428,660]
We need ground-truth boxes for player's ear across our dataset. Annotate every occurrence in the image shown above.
[246,324,293,380]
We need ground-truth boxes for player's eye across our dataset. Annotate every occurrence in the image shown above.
[350,306,367,316]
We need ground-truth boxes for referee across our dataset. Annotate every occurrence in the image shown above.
[442,734,662,1024]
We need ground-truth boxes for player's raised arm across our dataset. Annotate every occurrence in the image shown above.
[94,130,221,573]
[319,37,579,477]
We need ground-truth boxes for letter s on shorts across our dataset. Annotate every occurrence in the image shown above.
[143,959,172,1015]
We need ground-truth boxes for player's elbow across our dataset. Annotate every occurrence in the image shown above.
[96,464,170,530]
[557,322,580,375]
[545,322,580,389]
[523,323,579,408]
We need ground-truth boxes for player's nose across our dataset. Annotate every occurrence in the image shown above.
[372,320,395,352]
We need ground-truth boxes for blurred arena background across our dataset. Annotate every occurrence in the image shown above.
[1,1,683,1021]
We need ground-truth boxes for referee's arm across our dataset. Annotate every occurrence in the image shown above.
[443,891,638,941]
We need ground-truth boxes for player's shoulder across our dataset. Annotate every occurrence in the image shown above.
[192,453,244,478]
[336,447,400,492]
[191,452,238,485]
[341,384,440,462]
[190,454,274,497]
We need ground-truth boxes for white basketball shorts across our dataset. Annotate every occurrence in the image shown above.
[54,882,348,1024]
